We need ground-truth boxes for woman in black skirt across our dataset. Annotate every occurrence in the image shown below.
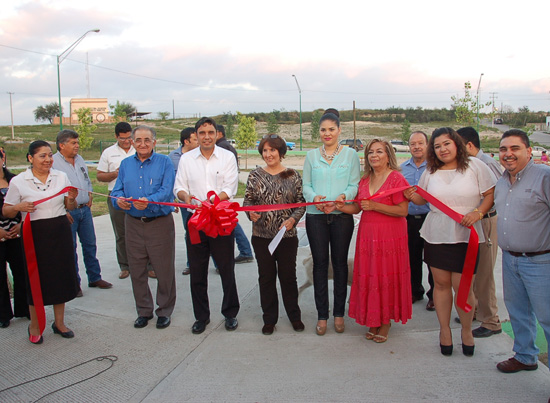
[405,128,496,357]
[3,141,79,344]
[0,147,29,328]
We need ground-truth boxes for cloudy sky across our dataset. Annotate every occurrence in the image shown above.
[1,0,549,126]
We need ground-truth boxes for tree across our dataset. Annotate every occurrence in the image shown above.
[34,102,61,124]
[310,109,322,140]
[158,111,170,120]
[109,100,136,121]
[75,107,97,150]
[222,111,236,138]
[235,112,258,169]
[450,82,490,126]
[266,111,280,135]
[400,119,412,143]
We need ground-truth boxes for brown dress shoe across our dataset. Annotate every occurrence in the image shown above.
[291,320,305,332]
[148,270,157,279]
[497,357,538,373]
[88,279,113,289]
[426,300,435,311]
[119,271,130,279]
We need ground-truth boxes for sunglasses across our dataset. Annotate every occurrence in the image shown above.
[263,134,279,139]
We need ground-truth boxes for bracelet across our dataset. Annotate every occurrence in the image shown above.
[473,208,483,220]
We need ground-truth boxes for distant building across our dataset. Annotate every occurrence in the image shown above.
[53,98,112,125]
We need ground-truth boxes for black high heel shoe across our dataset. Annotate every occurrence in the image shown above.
[462,343,475,357]
[440,343,453,356]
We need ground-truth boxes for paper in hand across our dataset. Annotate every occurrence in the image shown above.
[268,226,286,255]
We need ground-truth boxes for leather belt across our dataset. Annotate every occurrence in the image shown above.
[76,204,87,209]
[129,214,167,223]
[508,250,550,258]
[482,210,497,219]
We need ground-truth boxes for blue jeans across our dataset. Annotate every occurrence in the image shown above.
[234,223,253,257]
[306,213,354,320]
[502,250,550,365]
[70,206,102,284]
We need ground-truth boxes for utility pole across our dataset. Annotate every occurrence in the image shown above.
[86,52,91,98]
[7,92,15,140]
[172,99,175,120]
[489,92,498,127]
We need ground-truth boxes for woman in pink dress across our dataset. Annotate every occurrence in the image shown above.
[337,138,412,343]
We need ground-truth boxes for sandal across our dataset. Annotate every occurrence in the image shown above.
[334,317,345,333]
[365,327,379,340]
[373,323,391,343]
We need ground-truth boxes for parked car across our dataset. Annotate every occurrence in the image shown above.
[531,146,548,158]
[390,140,410,153]
[255,138,295,150]
[494,118,503,124]
[339,139,364,151]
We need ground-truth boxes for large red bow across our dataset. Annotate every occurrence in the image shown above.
[187,191,240,244]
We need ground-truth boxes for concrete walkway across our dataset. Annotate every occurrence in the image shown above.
[0,203,549,402]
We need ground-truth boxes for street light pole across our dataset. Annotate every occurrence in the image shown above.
[292,74,302,151]
[57,29,100,130]
[476,73,484,132]
[7,92,15,140]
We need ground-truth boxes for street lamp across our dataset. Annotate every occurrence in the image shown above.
[57,29,100,130]
[476,73,484,132]
[292,74,302,151]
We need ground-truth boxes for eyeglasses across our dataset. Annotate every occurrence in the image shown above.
[263,134,279,139]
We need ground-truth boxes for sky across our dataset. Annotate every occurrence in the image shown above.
[1,0,549,126]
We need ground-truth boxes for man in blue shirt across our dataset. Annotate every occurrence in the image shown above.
[53,130,112,296]
[400,131,434,310]
[111,125,176,330]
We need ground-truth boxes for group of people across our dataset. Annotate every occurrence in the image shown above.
[0,111,548,377]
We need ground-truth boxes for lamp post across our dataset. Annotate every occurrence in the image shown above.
[57,29,100,130]
[476,73,484,132]
[7,92,15,140]
[292,74,302,151]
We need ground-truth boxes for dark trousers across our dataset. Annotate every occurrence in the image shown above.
[306,213,354,320]
[252,236,301,325]
[108,192,129,271]
[0,238,29,322]
[186,225,239,322]
[406,214,434,300]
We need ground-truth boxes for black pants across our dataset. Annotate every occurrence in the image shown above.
[406,214,434,300]
[252,236,301,325]
[0,238,29,322]
[186,226,239,322]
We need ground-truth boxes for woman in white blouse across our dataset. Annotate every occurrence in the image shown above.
[3,140,79,344]
[405,128,496,357]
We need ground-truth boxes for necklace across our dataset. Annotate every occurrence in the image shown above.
[322,144,341,161]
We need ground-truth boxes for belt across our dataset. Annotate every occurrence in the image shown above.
[408,214,427,220]
[129,214,168,223]
[508,250,550,258]
[482,210,497,219]
[76,204,87,209]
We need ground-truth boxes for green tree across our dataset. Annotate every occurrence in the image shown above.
[401,119,412,143]
[221,111,236,138]
[310,109,322,140]
[75,107,97,150]
[109,100,136,122]
[33,102,61,124]
[235,112,258,169]
[266,111,280,135]
[450,82,490,126]
[158,111,170,120]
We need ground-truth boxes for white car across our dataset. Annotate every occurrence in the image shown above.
[390,140,410,153]
[531,146,548,158]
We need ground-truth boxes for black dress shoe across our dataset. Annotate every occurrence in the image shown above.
[472,326,502,338]
[262,324,275,335]
[291,320,305,332]
[440,344,453,356]
[0,320,10,328]
[225,317,238,331]
[134,315,154,328]
[192,319,210,334]
[156,316,171,329]
[52,323,74,338]
[426,300,435,311]
[462,343,475,357]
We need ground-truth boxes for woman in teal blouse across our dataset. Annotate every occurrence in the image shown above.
[303,109,360,335]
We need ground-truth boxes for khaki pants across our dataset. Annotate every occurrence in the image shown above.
[473,214,501,330]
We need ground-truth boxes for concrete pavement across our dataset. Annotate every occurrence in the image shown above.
[0,203,549,402]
